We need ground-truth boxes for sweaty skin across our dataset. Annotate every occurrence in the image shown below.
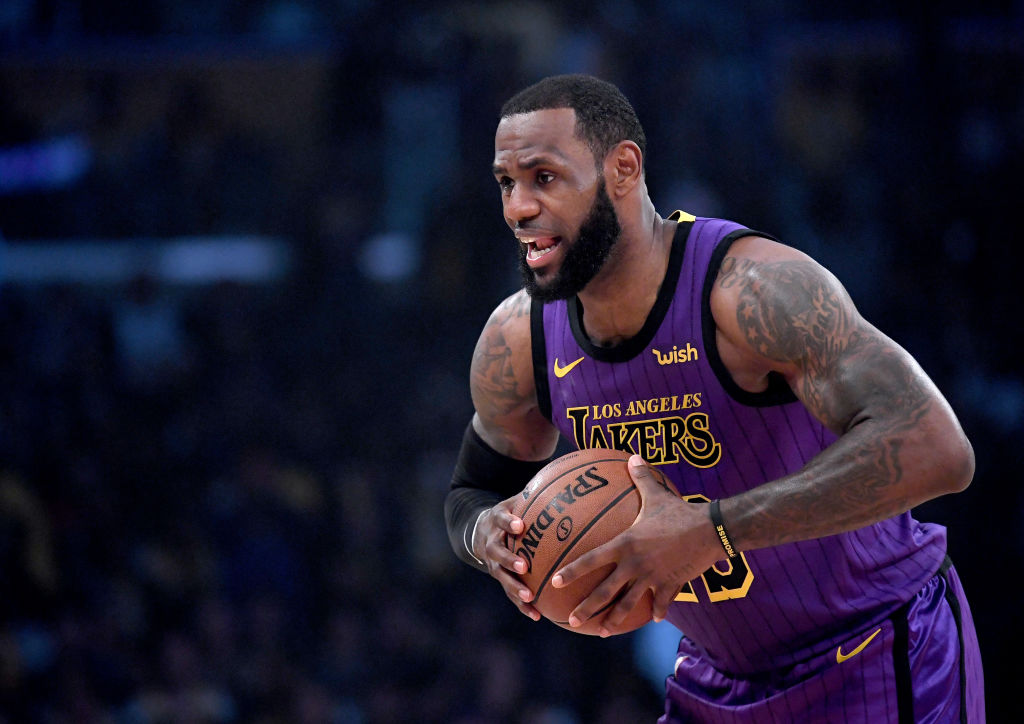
[469,108,974,636]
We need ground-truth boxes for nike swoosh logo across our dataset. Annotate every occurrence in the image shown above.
[553,356,585,378]
[836,628,882,663]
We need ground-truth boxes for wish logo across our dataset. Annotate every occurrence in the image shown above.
[652,343,698,366]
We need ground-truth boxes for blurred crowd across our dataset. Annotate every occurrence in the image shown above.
[0,278,660,723]
[1,0,1021,721]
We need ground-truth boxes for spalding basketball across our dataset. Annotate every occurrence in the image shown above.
[507,447,672,636]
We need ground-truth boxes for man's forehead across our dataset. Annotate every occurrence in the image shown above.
[497,106,576,134]
[493,107,587,166]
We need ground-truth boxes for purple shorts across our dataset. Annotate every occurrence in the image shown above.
[660,557,984,723]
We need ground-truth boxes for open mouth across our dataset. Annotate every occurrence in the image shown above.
[523,236,562,263]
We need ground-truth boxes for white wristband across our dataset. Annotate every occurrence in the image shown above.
[465,509,488,566]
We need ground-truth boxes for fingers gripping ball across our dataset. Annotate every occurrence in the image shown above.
[506,448,673,635]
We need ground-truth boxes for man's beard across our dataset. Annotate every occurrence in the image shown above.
[518,183,622,303]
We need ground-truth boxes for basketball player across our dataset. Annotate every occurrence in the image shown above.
[444,75,984,722]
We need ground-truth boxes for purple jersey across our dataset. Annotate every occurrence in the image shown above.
[530,213,949,675]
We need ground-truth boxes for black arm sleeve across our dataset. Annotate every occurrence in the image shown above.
[444,421,551,571]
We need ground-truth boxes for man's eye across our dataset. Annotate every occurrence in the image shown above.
[498,177,514,193]
[537,172,555,184]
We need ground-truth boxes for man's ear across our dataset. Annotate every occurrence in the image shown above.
[604,140,643,198]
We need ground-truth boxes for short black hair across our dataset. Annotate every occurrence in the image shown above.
[500,74,647,170]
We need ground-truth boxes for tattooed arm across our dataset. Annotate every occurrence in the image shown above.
[712,235,975,550]
[470,289,560,460]
[446,290,559,618]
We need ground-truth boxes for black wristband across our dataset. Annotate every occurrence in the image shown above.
[444,487,501,571]
[709,499,739,559]
[444,421,551,571]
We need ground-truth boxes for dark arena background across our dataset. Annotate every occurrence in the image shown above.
[0,2,1020,721]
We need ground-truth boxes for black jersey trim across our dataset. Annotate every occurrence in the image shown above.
[700,229,799,407]
[939,555,969,724]
[530,297,553,422]
[566,219,693,363]
[892,599,915,724]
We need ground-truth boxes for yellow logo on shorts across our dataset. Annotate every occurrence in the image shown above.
[836,628,882,663]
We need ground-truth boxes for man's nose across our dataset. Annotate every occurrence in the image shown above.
[505,184,540,224]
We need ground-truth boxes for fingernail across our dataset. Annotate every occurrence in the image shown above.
[514,560,525,573]
[599,627,610,638]
[551,574,563,587]
[629,455,644,467]
[568,615,580,627]
[519,589,531,601]
[531,611,541,621]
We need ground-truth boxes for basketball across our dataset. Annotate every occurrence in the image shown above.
[507,447,672,636]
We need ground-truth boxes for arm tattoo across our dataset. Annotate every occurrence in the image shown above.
[731,259,858,427]
[471,293,531,420]
[471,328,520,418]
[722,257,936,546]
[492,291,531,323]
[717,255,757,289]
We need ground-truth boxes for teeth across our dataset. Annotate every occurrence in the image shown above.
[528,244,555,261]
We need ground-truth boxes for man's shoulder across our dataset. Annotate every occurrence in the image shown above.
[471,288,549,430]
[474,288,535,362]
[485,289,533,333]
[719,233,812,266]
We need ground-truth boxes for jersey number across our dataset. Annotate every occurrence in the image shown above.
[674,494,753,602]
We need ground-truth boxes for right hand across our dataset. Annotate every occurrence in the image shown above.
[473,497,542,622]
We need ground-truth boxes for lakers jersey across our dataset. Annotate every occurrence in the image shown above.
[530,214,948,675]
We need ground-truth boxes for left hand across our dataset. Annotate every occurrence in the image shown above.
[550,454,722,636]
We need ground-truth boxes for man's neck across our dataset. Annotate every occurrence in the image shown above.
[576,211,677,347]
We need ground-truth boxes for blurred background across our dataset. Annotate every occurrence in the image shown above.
[0,1,1020,722]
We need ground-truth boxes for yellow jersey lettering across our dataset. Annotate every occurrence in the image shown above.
[681,413,722,468]
[652,343,699,366]
[566,406,590,450]
[587,425,609,450]
[566,408,722,470]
